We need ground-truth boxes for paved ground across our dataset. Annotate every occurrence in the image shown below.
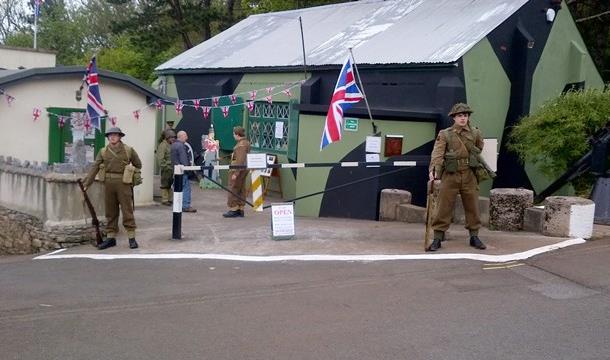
[3,184,610,359]
[2,237,609,360]
[43,185,609,259]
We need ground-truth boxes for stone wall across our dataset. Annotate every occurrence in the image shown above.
[0,156,105,254]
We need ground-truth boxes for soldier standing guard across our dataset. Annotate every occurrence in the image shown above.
[427,103,486,251]
[223,126,251,218]
[82,127,142,250]
[156,129,176,206]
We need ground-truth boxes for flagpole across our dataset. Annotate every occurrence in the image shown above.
[348,47,377,134]
[33,9,38,49]
[298,16,307,80]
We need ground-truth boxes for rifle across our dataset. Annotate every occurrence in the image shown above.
[424,179,435,251]
[77,179,103,246]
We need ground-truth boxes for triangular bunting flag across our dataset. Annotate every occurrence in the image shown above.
[250,90,257,101]
[212,97,219,108]
[32,108,41,121]
[155,99,163,110]
[230,95,237,104]
[283,88,292,97]
[265,95,273,104]
[246,101,254,113]
[194,99,200,111]
[175,99,183,115]
[202,106,211,119]
[222,106,230,118]
[133,110,140,120]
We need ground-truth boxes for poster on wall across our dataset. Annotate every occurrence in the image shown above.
[384,135,404,157]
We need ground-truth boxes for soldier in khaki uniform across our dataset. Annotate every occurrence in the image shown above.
[223,126,251,218]
[83,127,142,250]
[427,103,486,251]
[156,129,176,205]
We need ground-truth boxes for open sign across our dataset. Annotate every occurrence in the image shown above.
[271,203,295,240]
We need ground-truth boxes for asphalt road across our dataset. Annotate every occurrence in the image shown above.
[1,238,609,360]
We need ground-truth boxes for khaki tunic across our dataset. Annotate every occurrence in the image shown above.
[227,138,251,209]
[430,124,484,233]
[83,142,142,238]
[156,140,173,189]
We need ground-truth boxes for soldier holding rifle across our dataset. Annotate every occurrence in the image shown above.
[82,127,142,250]
[427,103,486,252]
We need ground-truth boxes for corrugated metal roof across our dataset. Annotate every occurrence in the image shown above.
[157,0,528,71]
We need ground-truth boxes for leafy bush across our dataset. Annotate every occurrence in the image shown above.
[509,88,610,194]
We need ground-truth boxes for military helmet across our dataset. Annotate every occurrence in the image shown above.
[164,129,176,139]
[105,127,125,137]
[448,103,473,117]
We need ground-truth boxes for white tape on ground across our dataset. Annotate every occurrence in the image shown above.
[33,238,585,262]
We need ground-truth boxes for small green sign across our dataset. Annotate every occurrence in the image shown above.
[344,118,359,132]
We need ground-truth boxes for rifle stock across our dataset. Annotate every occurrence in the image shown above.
[77,179,103,246]
[424,179,434,251]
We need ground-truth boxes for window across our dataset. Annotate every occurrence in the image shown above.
[47,107,106,164]
[248,102,290,154]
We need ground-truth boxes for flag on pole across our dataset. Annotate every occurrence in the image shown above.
[320,55,363,150]
[85,56,105,130]
[34,0,43,17]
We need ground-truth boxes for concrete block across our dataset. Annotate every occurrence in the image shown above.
[489,188,533,231]
[523,206,544,233]
[543,196,595,238]
[452,195,489,226]
[397,203,427,223]
[379,189,412,221]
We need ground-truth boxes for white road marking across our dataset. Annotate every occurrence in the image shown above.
[32,239,585,263]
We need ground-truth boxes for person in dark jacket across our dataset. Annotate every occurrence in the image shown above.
[171,130,196,213]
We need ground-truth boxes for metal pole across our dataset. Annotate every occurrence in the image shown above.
[348,48,376,133]
[299,16,308,80]
[33,12,38,49]
[172,165,184,240]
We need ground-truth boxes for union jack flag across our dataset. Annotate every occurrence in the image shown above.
[34,0,44,17]
[320,55,363,150]
[85,56,105,130]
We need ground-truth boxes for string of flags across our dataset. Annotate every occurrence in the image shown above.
[27,80,305,128]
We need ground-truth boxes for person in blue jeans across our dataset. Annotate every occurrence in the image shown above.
[171,130,197,213]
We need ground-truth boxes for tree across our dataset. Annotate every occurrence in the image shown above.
[567,1,610,81]
[509,89,610,194]
[0,0,27,43]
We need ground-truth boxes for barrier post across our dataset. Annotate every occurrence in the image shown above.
[251,169,264,212]
[172,164,184,240]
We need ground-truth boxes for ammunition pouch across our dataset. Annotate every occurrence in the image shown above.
[468,146,481,169]
[443,152,458,173]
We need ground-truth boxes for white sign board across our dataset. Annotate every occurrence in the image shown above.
[275,121,284,139]
[247,153,268,169]
[365,153,380,167]
[365,136,382,153]
[271,203,295,239]
[482,138,498,172]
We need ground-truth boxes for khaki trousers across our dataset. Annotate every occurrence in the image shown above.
[432,168,481,232]
[104,178,136,238]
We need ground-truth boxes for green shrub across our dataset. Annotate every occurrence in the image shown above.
[508,88,610,195]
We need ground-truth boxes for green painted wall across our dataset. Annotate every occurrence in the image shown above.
[528,7,604,193]
[296,115,435,217]
[462,37,511,195]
